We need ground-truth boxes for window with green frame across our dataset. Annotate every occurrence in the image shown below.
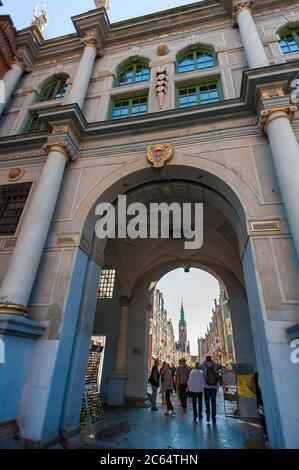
[279,28,299,54]
[116,62,150,87]
[111,96,148,120]
[177,80,221,108]
[177,48,217,74]
[24,112,48,134]
[37,76,69,102]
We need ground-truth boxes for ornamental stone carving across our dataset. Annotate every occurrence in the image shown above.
[94,0,110,10]
[232,0,253,24]
[260,106,298,134]
[81,31,99,51]
[8,168,25,182]
[147,143,174,169]
[157,43,169,56]
[155,65,168,109]
[13,51,27,71]
[42,140,76,160]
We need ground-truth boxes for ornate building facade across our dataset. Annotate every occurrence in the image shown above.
[0,0,299,449]
[198,284,236,365]
[148,288,176,371]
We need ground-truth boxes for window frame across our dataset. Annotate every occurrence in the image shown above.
[110,94,148,120]
[176,78,223,109]
[37,76,69,102]
[177,47,217,74]
[279,28,299,55]
[115,61,151,87]
[0,182,32,237]
[23,112,48,134]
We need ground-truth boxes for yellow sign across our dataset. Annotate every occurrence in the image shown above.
[237,374,256,399]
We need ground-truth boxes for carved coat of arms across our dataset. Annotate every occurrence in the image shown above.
[147,143,174,169]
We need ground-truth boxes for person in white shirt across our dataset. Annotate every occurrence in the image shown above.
[187,362,204,421]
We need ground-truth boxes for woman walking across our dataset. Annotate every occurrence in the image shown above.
[163,363,176,417]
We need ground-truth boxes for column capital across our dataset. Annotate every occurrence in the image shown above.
[42,139,76,161]
[119,296,131,307]
[81,30,100,55]
[12,50,28,72]
[232,0,253,25]
[259,105,298,134]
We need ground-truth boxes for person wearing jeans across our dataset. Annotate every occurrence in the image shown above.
[187,363,204,421]
[175,358,190,413]
[199,355,222,423]
[163,363,176,417]
[149,359,160,411]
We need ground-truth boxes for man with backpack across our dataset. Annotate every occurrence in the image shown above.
[199,355,222,423]
[148,358,160,411]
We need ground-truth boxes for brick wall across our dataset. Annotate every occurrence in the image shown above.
[0,16,16,79]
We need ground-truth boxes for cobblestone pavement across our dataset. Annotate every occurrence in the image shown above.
[85,390,264,450]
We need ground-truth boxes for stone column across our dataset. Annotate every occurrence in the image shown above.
[107,296,130,405]
[115,296,130,371]
[260,104,299,260]
[65,31,98,109]
[233,1,269,68]
[0,52,26,116]
[0,140,74,316]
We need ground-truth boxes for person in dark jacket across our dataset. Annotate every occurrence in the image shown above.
[149,359,160,411]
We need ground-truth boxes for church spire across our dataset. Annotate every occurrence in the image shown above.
[180,299,186,325]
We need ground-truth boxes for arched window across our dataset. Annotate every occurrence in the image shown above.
[37,75,69,102]
[116,62,150,87]
[279,28,299,54]
[177,47,216,74]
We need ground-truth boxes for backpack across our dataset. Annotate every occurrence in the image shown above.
[205,365,219,386]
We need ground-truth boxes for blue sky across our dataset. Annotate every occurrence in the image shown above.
[157,269,220,355]
[1,0,216,355]
[2,0,199,39]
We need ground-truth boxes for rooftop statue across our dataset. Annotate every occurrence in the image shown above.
[94,0,110,10]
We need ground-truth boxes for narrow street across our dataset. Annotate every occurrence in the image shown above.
[85,390,264,450]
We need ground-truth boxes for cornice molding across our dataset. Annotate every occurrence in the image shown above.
[0,61,299,161]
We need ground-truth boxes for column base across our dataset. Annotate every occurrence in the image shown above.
[0,303,29,317]
[125,396,152,408]
[107,371,128,406]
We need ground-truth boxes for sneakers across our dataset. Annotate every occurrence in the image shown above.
[151,407,158,411]
[164,410,176,417]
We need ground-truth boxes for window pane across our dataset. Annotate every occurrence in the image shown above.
[178,88,198,108]
[112,100,130,119]
[98,269,116,299]
[196,51,215,69]
[119,65,135,86]
[131,97,148,116]
[280,31,299,54]
[118,63,150,86]
[39,78,68,101]
[178,53,195,73]
[199,82,220,104]
[0,183,32,235]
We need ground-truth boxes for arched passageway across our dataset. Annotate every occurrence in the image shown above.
[16,164,299,449]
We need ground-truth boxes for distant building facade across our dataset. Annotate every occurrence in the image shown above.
[148,288,176,371]
[198,284,235,366]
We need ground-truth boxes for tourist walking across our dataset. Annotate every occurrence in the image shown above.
[199,355,222,423]
[160,361,167,404]
[163,363,176,416]
[187,362,204,421]
[170,363,177,394]
[175,358,190,413]
[148,359,160,411]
